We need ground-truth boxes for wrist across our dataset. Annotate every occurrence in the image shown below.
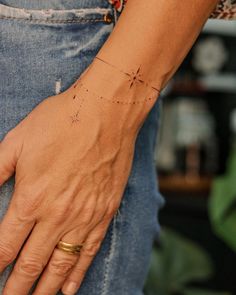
[69,59,160,137]
[78,57,159,106]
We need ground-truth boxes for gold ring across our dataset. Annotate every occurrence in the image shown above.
[56,241,83,255]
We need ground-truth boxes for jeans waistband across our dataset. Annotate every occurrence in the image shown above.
[0,1,116,24]
[0,0,111,10]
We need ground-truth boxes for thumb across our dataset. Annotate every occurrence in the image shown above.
[0,131,18,186]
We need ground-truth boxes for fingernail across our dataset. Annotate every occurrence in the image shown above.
[63,281,78,295]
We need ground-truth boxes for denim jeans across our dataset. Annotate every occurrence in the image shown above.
[0,1,165,294]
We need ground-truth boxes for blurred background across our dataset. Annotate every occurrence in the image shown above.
[144,19,236,295]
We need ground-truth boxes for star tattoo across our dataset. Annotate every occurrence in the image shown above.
[70,111,80,124]
[124,66,145,89]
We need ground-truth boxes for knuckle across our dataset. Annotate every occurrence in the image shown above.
[49,257,75,277]
[105,203,119,220]
[48,200,76,226]
[2,129,16,143]
[16,256,44,278]
[49,206,71,226]
[80,208,94,226]
[1,129,19,152]
[0,241,16,265]
[104,210,115,220]
[82,241,101,257]
[13,191,40,222]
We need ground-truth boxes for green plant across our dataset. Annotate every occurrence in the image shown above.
[208,148,236,252]
[144,227,231,295]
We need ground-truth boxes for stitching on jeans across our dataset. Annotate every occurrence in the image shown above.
[101,215,117,295]
[100,187,125,294]
[0,15,109,23]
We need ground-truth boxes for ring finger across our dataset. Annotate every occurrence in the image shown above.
[32,229,87,295]
[61,218,112,295]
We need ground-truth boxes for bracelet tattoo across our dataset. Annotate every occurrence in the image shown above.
[70,81,156,125]
[72,80,158,105]
[94,56,160,93]
[70,58,160,124]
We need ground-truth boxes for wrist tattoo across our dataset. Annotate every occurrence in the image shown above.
[70,94,85,125]
[73,79,157,105]
[70,59,160,124]
[94,56,160,93]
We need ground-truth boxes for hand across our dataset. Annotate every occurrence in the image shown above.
[0,60,156,294]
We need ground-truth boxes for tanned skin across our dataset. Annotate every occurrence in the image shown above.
[0,1,219,294]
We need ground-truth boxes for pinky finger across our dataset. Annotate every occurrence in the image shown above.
[61,220,111,295]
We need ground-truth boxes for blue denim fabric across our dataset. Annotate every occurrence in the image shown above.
[0,1,166,294]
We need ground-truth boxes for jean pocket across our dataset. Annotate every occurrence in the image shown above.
[0,3,114,25]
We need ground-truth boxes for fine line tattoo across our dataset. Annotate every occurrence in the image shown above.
[71,79,158,105]
[70,93,85,125]
[70,110,80,124]
[127,66,144,89]
[94,56,160,92]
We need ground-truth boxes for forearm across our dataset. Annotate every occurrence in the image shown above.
[75,0,220,135]
[95,0,219,91]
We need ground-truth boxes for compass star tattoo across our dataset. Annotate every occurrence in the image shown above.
[70,110,80,124]
[94,57,160,93]
[124,66,145,89]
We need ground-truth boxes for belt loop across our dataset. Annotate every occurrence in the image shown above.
[107,2,118,25]
[112,5,118,24]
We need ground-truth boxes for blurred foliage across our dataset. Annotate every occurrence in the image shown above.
[144,227,231,295]
[208,148,236,252]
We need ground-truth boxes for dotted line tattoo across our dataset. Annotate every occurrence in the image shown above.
[70,92,85,125]
[70,61,160,124]
[72,79,158,105]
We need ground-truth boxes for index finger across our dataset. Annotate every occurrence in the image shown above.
[0,197,35,272]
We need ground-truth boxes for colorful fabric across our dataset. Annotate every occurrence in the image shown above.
[210,0,236,20]
[108,0,236,20]
[108,0,127,12]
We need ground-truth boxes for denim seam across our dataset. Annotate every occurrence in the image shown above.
[101,215,118,295]
[112,5,118,24]
[0,16,109,23]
